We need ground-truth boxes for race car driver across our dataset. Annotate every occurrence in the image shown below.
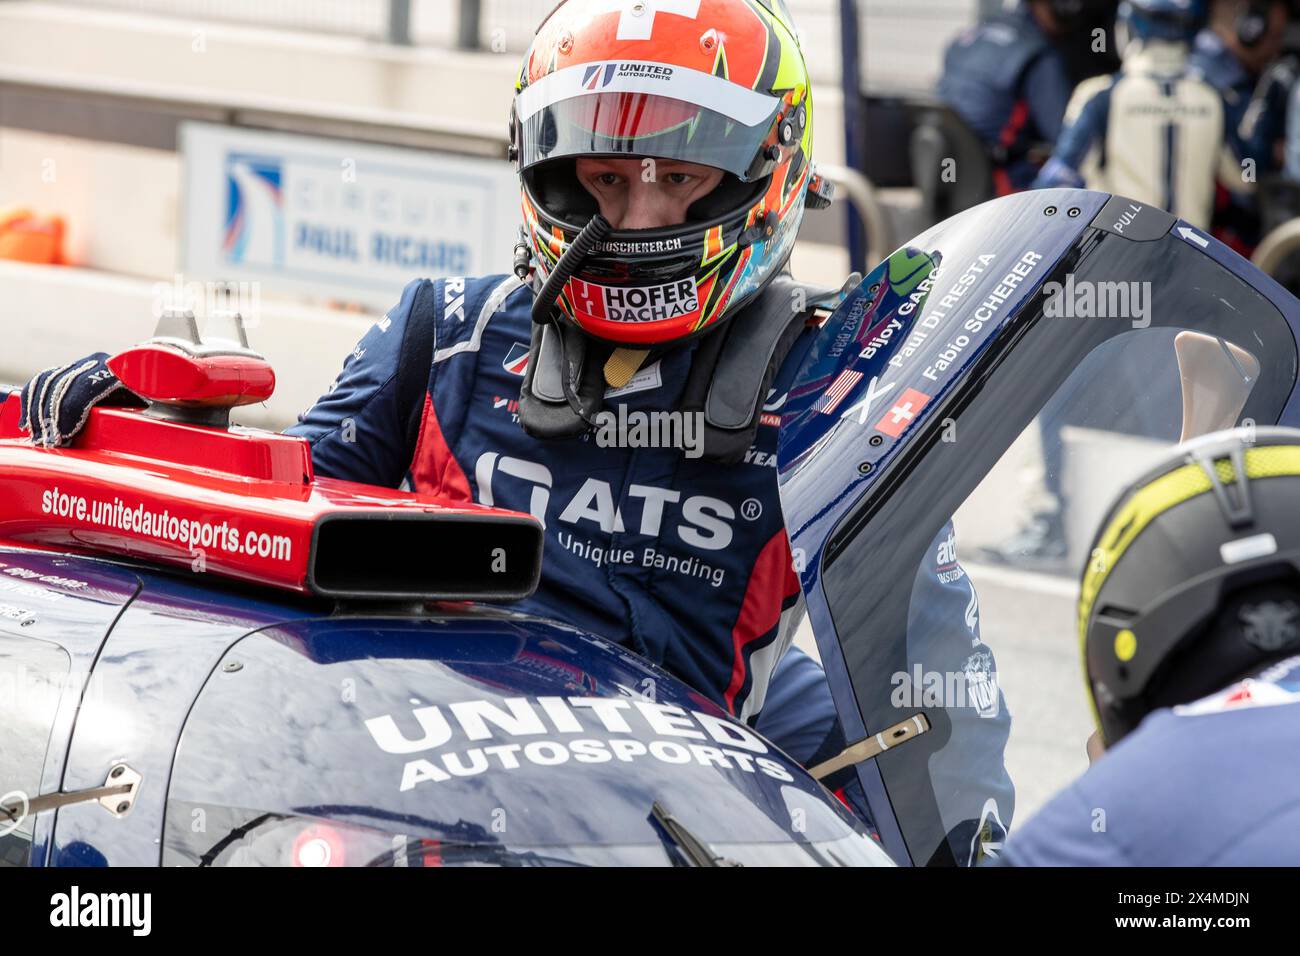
[996,426,1300,865]
[18,0,1013,862]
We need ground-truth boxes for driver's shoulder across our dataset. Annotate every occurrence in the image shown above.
[396,273,534,350]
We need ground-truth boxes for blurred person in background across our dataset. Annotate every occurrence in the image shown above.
[1057,0,1125,85]
[1285,65,1300,174]
[936,0,1097,193]
[997,0,1224,570]
[1266,20,1300,210]
[1035,0,1221,229]
[1190,0,1292,251]
[996,428,1300,865]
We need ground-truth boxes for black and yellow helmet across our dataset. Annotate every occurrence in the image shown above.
[1080,426,1300,746]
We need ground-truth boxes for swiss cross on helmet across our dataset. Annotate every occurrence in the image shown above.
[510,0,824,348]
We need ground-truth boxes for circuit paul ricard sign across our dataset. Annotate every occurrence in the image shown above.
[180,122,519,309]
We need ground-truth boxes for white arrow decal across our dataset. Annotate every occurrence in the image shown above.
[1178,226,1209,248]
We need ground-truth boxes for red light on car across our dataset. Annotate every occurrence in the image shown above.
[418,838,443,867]
[292,824,347,867]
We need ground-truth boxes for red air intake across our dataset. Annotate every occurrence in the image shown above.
[0,396,543,602]
[108,345,276,408]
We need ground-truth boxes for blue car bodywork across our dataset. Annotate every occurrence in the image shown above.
[0,544,888,867]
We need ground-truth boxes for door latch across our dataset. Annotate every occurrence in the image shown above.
[0,762,141,823]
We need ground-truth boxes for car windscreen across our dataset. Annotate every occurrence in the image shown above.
[162,618,888,865]
[816,223,1298,866]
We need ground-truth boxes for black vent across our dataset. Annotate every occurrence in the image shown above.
[308,512,542,602]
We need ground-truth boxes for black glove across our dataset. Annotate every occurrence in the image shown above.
[18,354,142,447]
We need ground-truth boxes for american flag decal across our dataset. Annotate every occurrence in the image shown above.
[812,369,863,415]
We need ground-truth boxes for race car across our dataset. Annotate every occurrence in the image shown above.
[0,314,889,868]
[4,187,1299,868]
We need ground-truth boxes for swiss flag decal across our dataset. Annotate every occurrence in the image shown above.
[874,387,931,438]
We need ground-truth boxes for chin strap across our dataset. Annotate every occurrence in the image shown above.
[682,274,813,464]
[518,274,824,462]
[604,348,651,389]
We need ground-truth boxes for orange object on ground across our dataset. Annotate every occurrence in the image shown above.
[0,207,66,264]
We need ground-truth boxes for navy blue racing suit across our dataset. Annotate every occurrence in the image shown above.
[998,656,1300,865]
[286,274,1011,849]
[936,4,1074,192]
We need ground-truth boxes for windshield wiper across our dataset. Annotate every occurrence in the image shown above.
[366,838,587,868]
[650,801,742,867]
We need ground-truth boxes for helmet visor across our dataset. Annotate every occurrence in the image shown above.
[516,68,782,180]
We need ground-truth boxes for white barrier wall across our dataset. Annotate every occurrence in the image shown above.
[0,260,373,429]
[0,3,510,140]
[0,129,179,278]
[0,122,848,298]
[0,246,851,432]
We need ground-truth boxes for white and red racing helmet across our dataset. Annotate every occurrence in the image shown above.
[510,0,830,347]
